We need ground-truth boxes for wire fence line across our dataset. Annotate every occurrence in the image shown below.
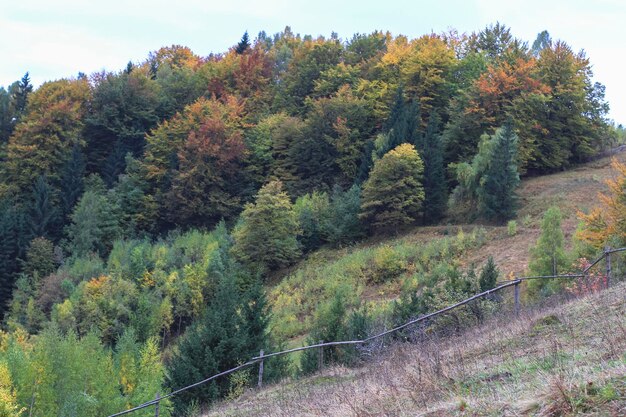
[107,247,625,417]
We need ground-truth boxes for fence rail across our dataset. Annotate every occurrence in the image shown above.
[108,247,625,417]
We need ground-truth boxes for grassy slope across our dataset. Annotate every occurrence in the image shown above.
[208,282,626,416]
[268,152,626,342]
[205,153,626,415]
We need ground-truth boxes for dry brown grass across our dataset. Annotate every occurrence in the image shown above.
[206,282,626,416]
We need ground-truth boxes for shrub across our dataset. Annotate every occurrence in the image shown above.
[370,245,406,284]
[507,220,517,236]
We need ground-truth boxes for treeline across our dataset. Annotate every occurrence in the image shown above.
[0,24,616,311]
[0,23,620,415]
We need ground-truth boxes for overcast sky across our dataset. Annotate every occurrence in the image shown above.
[1,0,624,123]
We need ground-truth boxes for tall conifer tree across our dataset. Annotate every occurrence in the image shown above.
[60,144,86,219]
[417,111,447,223]
[28,175,60,240]
[478,124,520,222]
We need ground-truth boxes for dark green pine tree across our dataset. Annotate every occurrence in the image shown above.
[167,273,255,412]
[387,99,420,149]
[478,124,520,222]
[103,140,128,187]
[60,144,86,219]
[235,31,251,54]
[240,279,269,356]
[13,72,33,117]
[417,112,447,224]
[0,200,26,318]
[479,256,499,292]
[383,86,406,132]
[376,88,421,159]
[28,175,60,240]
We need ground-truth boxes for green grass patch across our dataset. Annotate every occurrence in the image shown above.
[269,228,486,340]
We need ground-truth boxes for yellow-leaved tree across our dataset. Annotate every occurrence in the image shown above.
[577,158,626,248]
[0,361,24,417]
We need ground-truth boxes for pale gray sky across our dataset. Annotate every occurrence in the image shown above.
[1,0,623,123]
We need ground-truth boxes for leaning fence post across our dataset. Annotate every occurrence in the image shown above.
[605,246,612,288]
[257,349,264,389]
[154,392,160,417]
[318,341,324,371]
[514,281,520,316]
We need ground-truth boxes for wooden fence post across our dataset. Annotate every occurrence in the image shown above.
[514,281,520,316]
[154,392,160,417]
[318,341,324,371]
[257,349,264,389]
[605,247,612,288]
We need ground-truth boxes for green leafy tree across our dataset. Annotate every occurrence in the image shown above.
[23,237,56,283]
[232,181,301,275]
[294,191,330,252]
[274,37,343,114]
[143,96,246,232]
[360,143,425,230]
[65,177,121,257]
[6,78,90,194]
[478,124,520,222]
[292,87,375,193]
[84,70,160,176]
[0,361,23,417]
[0,84,18,143]
[164,100,246,228]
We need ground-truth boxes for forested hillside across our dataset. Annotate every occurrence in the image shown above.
[0,24,624,416]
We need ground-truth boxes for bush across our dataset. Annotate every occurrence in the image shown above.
[507,220,517,236]
[370,245,406,284]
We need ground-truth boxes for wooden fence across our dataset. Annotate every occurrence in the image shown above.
[108,247,625,417]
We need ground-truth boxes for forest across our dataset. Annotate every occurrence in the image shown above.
[0,23,624,416]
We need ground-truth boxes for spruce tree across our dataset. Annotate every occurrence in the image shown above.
[60,144,86,219]
[417,111,447,224]
[28,175,60,240]
[13,72,33,117]
[167,274,252,411]
[478,124,520,222]
[479,256,499,292]
[376,88,421,160]
[529,207,568,277]
[103,140,128,187]
[0,199,25,318]
[240,279,269,356]
[235,31,251,54]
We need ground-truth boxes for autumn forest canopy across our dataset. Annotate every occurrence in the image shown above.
[0,23,624,416]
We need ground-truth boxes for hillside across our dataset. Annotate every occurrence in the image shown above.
[266,151,626,343]
[1,22,625,417]
[208,281,626,416]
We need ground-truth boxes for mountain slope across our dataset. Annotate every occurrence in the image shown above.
[208,281,626,416]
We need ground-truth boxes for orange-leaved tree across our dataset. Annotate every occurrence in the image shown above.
[577,158,626,248]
